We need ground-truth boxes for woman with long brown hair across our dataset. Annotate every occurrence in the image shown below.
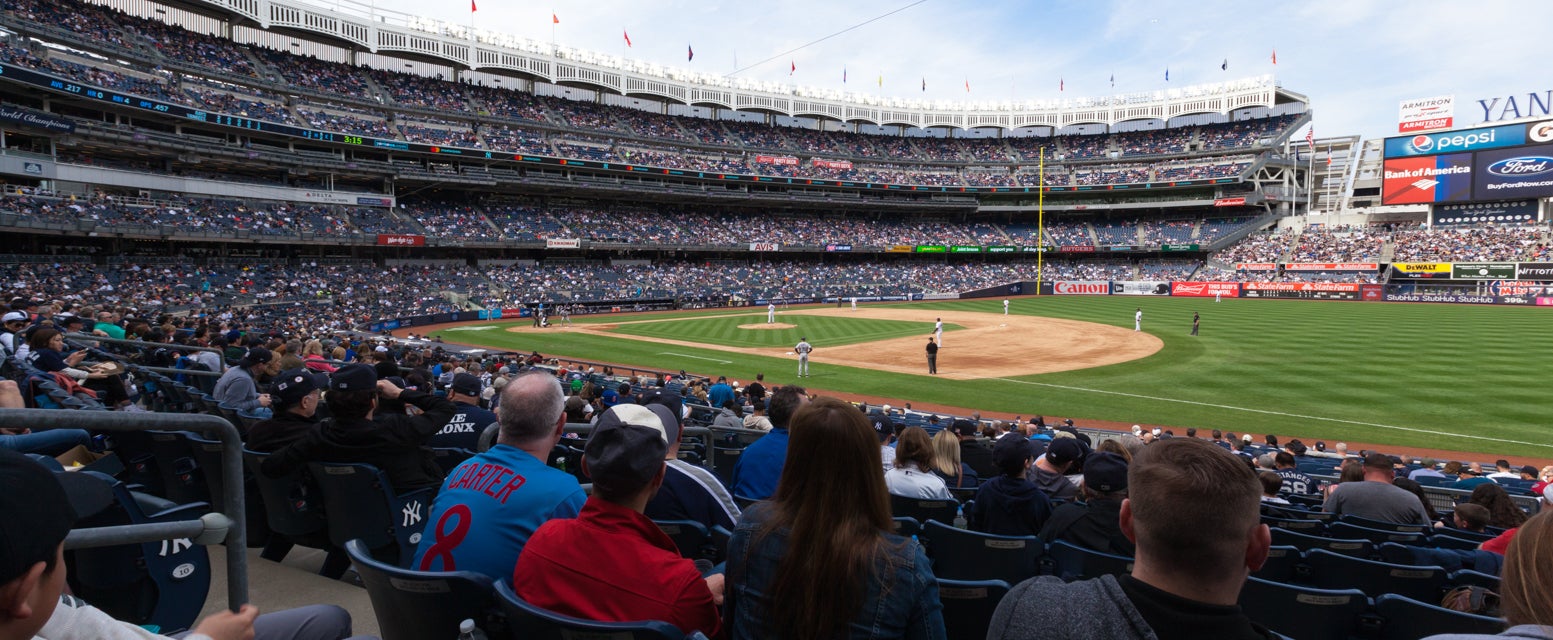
[1423,509,1553,639]
[1467,482,1528,529]
[885,426,952,500]
[726,396,946,639]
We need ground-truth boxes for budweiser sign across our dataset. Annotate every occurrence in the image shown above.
[376,234,425,246]
[1243,282,1361,293]
[1283,262,1379,271]
[1214,197,1247,207]
[1235,263,1277,271]
[1171,282,1240,298]
[755,155,798,166]
[1054,281,1110,295]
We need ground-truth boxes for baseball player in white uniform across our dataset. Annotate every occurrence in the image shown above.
[795,337,813,377]
[1003,299,1009,315]
[767,303,776,324]
[934,318,944,346]
[1135,308,1143,331]
[851,296,857,311]
[1215,290,1222,303]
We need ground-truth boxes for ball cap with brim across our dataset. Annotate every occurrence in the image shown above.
[993,435,1034,470]
[0,448,78,584]
[953,419,979,436]
[586,404,671,496]
[331,363,378,392]
[1,311,26,323]
[1083,452,1129,493]
[272,368,327,405]
[240,346,273,367]
[450,373,483,397]
[1044,437,1085,466]
[638,389,685,436]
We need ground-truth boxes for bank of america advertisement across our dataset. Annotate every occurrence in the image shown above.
[1382,153,1473,204]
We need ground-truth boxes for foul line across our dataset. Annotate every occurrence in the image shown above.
[990,378,1553,452]
[658,352,733,364]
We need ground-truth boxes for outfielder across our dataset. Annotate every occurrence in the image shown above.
[1003,299,1009,315]
[1135,308,1142,332]
[934,318,944,346]
[767,302,776,324]
[795,337,813,377]
[851,296,857,311]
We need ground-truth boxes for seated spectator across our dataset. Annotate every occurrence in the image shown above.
[930,428,978,489]
[1031,437,1083,501]
[1274,452,1315,495]
[514,404,723,638]
[428,373,496,451]
[725,397,945,638]
[969,435,1053,537]
[1040,452,1135,557]
[1467,483,1529,530]
[1454,463,1496,490]
[730,385,807,501]
[1410,458,1446,481]
[874,414,896,473]
[246,369,327,453]
[885,427,952,500]
[0,380,91,456]
[213,347,276,419]
[411,371,584,579]
[0,447,365,640]
[262,364,455,493]
[1440,503,1492,533]
[1421,510,1553,639]
[1259,471,1290,505]
[300,340,336,373]
[642,390,739,531]
[741,401,772,431]
[988,438,1277,640]
[1321,453,1431,526]
[25,327,131,408]
[955,419,998,479]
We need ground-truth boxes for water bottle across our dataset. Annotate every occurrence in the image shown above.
[457,619,487,640]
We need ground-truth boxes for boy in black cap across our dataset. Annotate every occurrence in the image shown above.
[969,435,1053,537]
[1031,437,1083,501]
[0,448,362,640]
[247,368,329,453]
[513,405,723,637]
[262,363,456,492]
[1039,451,1135,556]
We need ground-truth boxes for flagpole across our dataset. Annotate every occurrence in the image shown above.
[1037,147,1045,294]
[1306,132,1315,216]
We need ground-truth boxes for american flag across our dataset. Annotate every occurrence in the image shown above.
[1305,128,1314,147]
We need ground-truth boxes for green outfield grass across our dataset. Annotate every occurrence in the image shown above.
[436,297,1553,457]
[605,313,955,348]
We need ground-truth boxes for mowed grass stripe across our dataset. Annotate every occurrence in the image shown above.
[605,314,951,349]
[444,297,1553,456]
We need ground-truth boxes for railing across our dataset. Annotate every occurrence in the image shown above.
[0,409,249,608]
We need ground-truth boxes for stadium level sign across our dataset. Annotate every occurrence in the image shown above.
[1162,244,1200,251]
[987,246,1017,253]
[1452,263,1516,279]
[950,246,983,253]
[914,245,947,253]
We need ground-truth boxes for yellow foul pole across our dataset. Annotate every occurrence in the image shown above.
[1036,147,1045,294]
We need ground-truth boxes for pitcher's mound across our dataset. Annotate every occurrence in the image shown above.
[738,322,797,330]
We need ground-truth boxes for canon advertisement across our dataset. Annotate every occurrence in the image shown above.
[1053,281,1110,295]
[1111,281,1172,296]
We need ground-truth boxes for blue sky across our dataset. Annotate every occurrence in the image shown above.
[366,0,1551,142]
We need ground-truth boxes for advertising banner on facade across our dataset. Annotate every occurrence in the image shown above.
[1162,244,1201,251]
[1283,263,1380,271]
[1241,282,1361,300]
[1451,263,1517,280]
[546,238,581,249]
[914,245,946,253]
[1058,245,1096,253]
[1517,263,1553,280]
[376,234,425,246]
[1235,263,1278,271]
[1170,282,1241,298]
[1053,281,1110,295]
[1383,123,1526,158]
[1471,143,1553,201]
[1431,200,1538,226]
[1392,263,1453,278]
[1111,281,1172,296]
[1398,95,1455,133]
[950,246,982,253]
[1213,197,1246,207]
[749,242,780,252]
[825,244,853,252]
[886,245,915,253]
[1382,153,1474,204]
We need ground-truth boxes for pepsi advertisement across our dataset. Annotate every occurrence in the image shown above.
[1473,143,1553,200]
[1383,123,1527,158]
[1382,153,1473,204]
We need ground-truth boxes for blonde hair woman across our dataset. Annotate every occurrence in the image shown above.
[301,339,336,373]
[930,428,977,489]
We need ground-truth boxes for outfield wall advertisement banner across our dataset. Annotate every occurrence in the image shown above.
[1451,263,1517,280]
[1517,263,1553,279]
[1171,282,1241,298]
[1242,282,1361,300]
[1112,281,1172,296]
[1383,292,1508,304]
[1053,281,1110,295]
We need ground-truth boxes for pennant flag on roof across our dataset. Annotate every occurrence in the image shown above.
[624,30,632,47]
[964,78,969,93]
[921,77,926,92]
[1060,77,1064,92]
[1165,67,1169,82]
[688,45,694,61]
[1221,58,1228,71]
[790,60,796,76]
[552,12,559,24]
[1109,73,1114,88]
[470,0,476,11]
[843,67,847,83]
[1272,49,1277,65]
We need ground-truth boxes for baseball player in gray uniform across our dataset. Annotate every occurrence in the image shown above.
[795,337,813,377]
[934,318,944,346]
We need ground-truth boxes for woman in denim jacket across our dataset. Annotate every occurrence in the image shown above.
[725,396,946,639]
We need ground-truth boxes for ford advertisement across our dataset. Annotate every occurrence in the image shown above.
[1472,143,1553,200]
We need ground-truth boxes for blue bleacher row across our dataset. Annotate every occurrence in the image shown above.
[1,0,1299,188]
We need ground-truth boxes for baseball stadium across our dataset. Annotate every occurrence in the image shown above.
[0,0,1551,638]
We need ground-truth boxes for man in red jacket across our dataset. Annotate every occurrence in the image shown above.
[512,404,724,638]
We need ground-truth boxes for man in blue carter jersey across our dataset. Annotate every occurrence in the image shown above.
[412,370,585,580]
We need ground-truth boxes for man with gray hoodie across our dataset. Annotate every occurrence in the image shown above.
[988,438,1277,640]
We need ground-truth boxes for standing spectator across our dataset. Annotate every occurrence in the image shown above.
[725,397,946,639]
[988,439,1277,640]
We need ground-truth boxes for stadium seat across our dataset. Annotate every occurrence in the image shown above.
[146,430,210,507]
[1326,521,1427,546]
[494,581,696,640]
[891,517,921,539]
[1253,545,1303,583]
[345,539,496,640]
[1373,594,1503,640]
[1238,577,1371,640]
[1429,534,1485,551]
[430,447,475,476]
[654,520,713,561]
[1046,539,1133,582]
[936,579,1010,640]
[244,451,348,578]
[1261,515,1326,535]
[1269,527,1374,558]
[919,520,1042,584]
[308,461,434,567]
[889,494,959,526]
[187,434,269,548]
[65,470,212,634]
[708,525,732,564]
[1304,548,1449,602]
[710,446,742,487]
[1337,514,1430,534]
[1448,569,1501,590]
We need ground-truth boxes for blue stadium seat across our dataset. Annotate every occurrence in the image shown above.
[1304,549,1449,602]
[1269,527,1374,558]
[244,451,348,578]
[1336,514,1430,534]
[889,494,958,526]
[653,520,713,561]
[308,461,434,567]
[430,447,475,476]
[1238,577,1371,640]
[891,516,921,539]
[1326,521,1427,546]
[1373,594,1503,640]
[345,539,496,640]
[1253,545,1303,583]
[1261,515,1327,535]
[1046,539,1133,582]
[710,446,742,488]
[146,430,210,507]
[1448,569,1501,590]
[494,581,697,640]
[1431,534,1488,551]
[936,579,1009,640]
[919,520,1042,584]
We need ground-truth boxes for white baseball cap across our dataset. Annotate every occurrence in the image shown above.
[1,312,26,323]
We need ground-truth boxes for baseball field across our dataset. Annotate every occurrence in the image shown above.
[431,296,1553,458]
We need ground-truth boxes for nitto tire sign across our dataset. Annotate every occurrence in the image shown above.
[1053,281,1110,295]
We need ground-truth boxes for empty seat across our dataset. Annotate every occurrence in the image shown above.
[1304,548,1448,602]
[889,494,958,526]
[346,539,496,640]
[1327,521,1426,546]
[937,579,1009,640]
[1239,576,1370,640]
[309,462,435,567]
[1046,539,1133,582]
[1269,527,1374,558]
[1373,594,1503,640]
[1253,545,1303,584]
[919,520,1042,585]
[494,581,691,640]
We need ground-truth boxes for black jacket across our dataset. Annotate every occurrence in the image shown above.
[969,475,1053,537]
[246,410,321,454]
[1038,498,1134,556]
[261,389,457,491]
[960,438,999,479]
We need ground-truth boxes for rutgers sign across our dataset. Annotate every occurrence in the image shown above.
[1053,281,1110,295]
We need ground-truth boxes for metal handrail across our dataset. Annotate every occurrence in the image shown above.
[0,409,248,608]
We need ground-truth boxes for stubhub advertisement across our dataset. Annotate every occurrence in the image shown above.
[1472,143,1553,200]
[1383,123,1525,158]
[1382,153,1473,204]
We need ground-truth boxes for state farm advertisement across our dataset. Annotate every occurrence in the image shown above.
[1235,263,1277,271]
[1053,281,1110,295]
[1398,95,1454,133]
[1242,282,1361,300]
[1171,282,1240,298]
[376,234,425,246]
[1282,262,1379,271]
